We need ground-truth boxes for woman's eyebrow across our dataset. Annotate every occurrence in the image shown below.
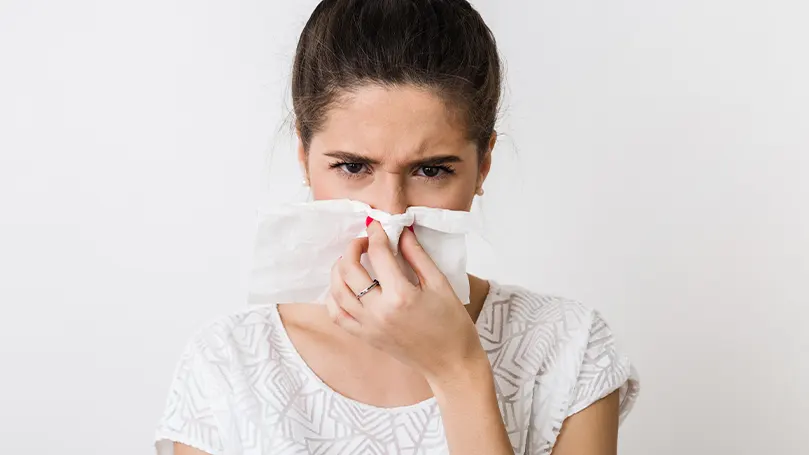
[323,151,381,165]
[324,151,463,167]
[413,155,463,167]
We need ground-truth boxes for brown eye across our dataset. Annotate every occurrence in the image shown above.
[341,163,365,174]
[413,164,455,180]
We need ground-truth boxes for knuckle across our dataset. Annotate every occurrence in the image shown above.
[349,237,365,251]
[430,274,451,289]
[337,263,358,282]
[325,304,340,323]
[403,233,422,250]
[388,290,409,309]
[369,234,388,249]
[377,308,397,326]
[333,288,349,305]
[335,259,348,276]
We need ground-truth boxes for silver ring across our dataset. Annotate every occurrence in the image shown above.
[356,279,380,299]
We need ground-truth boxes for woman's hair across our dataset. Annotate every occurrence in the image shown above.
[292,0,502,158]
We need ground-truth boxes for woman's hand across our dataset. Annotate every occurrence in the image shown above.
[326,220,514,454]
[324,220,488,385]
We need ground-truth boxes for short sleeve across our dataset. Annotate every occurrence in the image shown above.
[567,311,640,423]
[155,337,225,455]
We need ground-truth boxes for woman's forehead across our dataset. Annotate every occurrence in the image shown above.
[311,84,474,159]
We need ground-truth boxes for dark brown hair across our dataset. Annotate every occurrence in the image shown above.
[292,0,502,158]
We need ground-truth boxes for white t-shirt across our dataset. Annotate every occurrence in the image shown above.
[155,281,639,455]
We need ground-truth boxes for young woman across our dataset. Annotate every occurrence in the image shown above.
[155,1,639,454]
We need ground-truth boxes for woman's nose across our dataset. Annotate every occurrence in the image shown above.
[365,181,408,215]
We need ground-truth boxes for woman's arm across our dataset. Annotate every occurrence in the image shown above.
[428,357,514,455]
[552,390,621,455]
[173,442,212,455]
[431,366,621,455]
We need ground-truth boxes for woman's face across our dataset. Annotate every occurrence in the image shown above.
[299,84,493,214]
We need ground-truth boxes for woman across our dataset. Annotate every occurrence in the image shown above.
[155,1,639,454]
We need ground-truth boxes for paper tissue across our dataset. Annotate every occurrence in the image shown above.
[247,199,479,305]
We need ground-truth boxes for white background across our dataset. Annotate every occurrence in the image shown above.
[1,0,807,453]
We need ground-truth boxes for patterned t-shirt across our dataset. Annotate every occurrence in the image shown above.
[155,281,640,455]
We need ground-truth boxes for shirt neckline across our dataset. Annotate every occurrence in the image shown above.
[269,280,500,414]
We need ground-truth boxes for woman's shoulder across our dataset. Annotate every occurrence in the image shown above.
[198,304,277,335]
[157,306,290,453]
[482,281,634,373]
[484,280,598,337]
[177,305,282,366]
[484,280,639,425]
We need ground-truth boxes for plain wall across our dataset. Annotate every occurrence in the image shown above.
[1,0,807,453]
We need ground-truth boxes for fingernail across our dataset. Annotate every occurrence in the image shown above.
[365,216,373,227]
[407,225,414,232]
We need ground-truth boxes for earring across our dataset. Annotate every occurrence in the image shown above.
[476,187,485,196]
[302,178,309,187]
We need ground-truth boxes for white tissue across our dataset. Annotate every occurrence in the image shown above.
[248,199,479,305]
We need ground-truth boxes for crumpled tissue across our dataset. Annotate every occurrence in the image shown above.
[247,199,479,305]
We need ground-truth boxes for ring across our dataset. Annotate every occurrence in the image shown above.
[356,279,380,299]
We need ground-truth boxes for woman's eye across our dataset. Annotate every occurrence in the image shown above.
[340,163,365,174]
[416,166,450,178]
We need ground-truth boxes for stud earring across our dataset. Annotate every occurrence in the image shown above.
[476,187,485,196]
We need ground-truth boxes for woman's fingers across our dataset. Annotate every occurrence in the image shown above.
[399,227,444,286]
[365,221,409,286]
[340,237,380,297]
[331,259,366,320]
[324,292,362,335]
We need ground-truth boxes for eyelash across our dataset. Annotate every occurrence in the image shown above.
[328,161,456,181]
